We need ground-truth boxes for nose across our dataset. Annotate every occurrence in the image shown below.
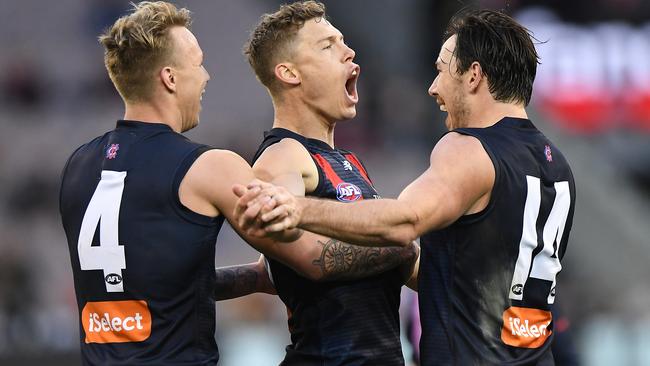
[343,44,355,63]
[204,66,211,82]
[428,75,439,97]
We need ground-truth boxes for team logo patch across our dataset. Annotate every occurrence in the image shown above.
[106,144,120,160]
[82,300,151,344]
[336,182,362,202]
[544,145,553,162]
[501,306,552,349]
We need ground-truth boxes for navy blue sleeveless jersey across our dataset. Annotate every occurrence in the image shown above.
[253,128,404,366]
[419,118,576,366]
[59,120,224,365]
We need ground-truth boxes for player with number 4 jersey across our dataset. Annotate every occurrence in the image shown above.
[61,121,222,362]
[59,3,225,364]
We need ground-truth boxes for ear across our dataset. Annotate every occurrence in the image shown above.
[467,61,483,93]
[160,66,176,93]
[274,63,301,86]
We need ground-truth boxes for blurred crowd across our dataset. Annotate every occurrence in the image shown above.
[0,1,648,365]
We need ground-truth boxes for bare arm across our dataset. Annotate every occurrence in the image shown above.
[214,254,275,301]
[238,132,495,248]
[310,238,418,283]
[251,139,418,282]
[181,148,416,282]
[297,197,418,246]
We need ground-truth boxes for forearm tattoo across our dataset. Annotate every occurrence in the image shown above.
[213,265,259,301]
[312,239,415,280]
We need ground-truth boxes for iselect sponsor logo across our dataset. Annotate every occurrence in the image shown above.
[501,306,552,349]
[81,300,151,343]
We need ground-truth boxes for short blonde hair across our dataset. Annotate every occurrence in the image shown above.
[99,1,191,102]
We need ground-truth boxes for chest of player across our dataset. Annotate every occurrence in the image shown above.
[306,147,378,202]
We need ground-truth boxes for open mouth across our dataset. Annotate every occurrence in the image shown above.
[344,65,360,104]
[437,98,447,112]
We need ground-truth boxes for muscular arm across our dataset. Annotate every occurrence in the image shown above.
[253,138,418,282]
[244,133,495,248]
[181,148,416,282]
[214,255,276,301]
[300,133,494,246]
[310,238,418,282]
[298,133,494,246]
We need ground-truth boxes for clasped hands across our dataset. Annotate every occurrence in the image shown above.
[232,179,301,238]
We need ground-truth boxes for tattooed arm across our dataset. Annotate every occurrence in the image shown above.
[214,239,417,300]
[214,254,276,301]
[313,239,419,282]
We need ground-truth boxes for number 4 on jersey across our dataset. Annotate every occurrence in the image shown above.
[77,170,127,292]
[509,175,571,304]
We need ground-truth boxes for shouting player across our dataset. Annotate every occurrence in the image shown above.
[215,2,417,365]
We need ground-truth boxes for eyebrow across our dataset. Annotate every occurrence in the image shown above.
[316,34,342,44]
[437,47,454,67]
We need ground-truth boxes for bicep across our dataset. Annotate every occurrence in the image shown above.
[398,167,460,235]
[253,139,316,196]
[206,151,258,216]
[398,133,494,235]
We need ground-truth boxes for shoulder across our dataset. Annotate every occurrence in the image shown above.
[63,134,108,172]
[254,137,315,173]
[432,131,486,158]
[183,149,252,193]
[263,137,311,156]
[429,132,492,173]
[192,149,250,173]
[181,149,254,207]
[429,131,495,199]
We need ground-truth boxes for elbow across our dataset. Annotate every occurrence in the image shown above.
[380,223,418,247]
[376,205,420,246]
[297,264,341,283]
[296,265,327,282]
[304,271,331,283]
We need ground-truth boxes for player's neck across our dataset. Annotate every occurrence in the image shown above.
[123,100,183,133]
[464,100,528,128]
[272,101,336,148]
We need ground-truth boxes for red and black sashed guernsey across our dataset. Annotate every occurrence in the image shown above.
[253,128,404,366]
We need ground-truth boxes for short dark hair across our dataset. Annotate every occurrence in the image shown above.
[445,9,539,106]
[244,1,326,92]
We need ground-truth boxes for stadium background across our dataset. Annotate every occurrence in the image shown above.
[0,0,648,364]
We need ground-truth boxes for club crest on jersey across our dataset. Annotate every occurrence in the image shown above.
[336,182,362,202]
[106,144,120,160]
[544,145,553,162]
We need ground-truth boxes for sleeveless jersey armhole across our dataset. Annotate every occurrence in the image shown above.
[254,129,324,197]
[308,153,327,197]
[171,145,222,226]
